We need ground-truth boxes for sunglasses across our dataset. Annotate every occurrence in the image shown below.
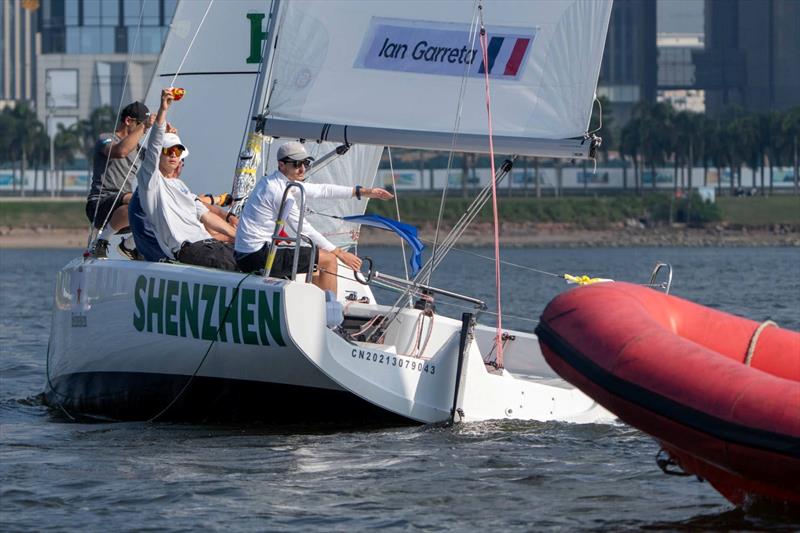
[162,146,184,157]
[280,159,310,168]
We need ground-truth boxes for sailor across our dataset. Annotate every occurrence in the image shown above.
[135,89,238,270]
[87,101,152,259]
[234,141,393,294]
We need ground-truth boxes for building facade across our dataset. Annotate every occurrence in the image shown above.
[1,0,39,107]
[695,0,800,115]
[34,0,175,135]
[597,0,658,124]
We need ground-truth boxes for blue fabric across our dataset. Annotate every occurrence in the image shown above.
[128,189,168,262]
[343,214,424,276]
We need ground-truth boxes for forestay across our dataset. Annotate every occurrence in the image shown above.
[264,0,612,159]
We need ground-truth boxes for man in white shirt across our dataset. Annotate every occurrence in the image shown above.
[235,142,393,294]
[136,89,238,270]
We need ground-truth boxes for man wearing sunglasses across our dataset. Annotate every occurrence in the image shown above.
[87,101,153,258]
[134,89,238,270]
[235,141,393,295]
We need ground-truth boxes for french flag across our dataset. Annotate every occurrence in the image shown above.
[478,36,531,77]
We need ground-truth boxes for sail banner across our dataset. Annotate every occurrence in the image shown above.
[265,0,613,156]
[354,18,535,81]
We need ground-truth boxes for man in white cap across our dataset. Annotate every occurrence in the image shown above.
[235,141,393,294]
[135,89,238,269]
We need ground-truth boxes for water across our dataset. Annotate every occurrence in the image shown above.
[2,247,799,531]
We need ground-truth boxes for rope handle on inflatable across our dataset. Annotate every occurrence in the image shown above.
[744,320,778,366]
[563,274,613,286]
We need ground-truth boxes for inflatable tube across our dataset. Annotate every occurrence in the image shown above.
[535,282,800,508]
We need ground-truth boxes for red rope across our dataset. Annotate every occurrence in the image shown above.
[479,26,504,368]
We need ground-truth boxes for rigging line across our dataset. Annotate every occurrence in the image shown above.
[86,0,148,249]
[148,273,253,423]
[387,147,410,283]
[168,0,215,88]
[428,0,482,286]
[419,239,562,279]
[478,2,504,368]
[588,95,603,135]
[432,297,539,325]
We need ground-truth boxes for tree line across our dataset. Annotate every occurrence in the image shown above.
[610,100,800,196]
[0,104,115,194]
[2,99,799,196]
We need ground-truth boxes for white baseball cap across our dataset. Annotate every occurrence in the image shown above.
[163,132,189,159]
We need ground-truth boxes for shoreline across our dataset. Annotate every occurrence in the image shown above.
[1,224,798,249]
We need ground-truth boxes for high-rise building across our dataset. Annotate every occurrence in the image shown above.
[695,0,800,115]
[1,0,39,107]
[597,0,658,124]
[34,0,175,136]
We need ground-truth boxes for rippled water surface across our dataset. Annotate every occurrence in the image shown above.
[2,247,799,531]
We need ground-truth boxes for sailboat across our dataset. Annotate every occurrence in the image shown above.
[45,0,615,424]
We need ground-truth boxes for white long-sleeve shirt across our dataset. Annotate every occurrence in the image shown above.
[235,170,353,254]
[136,123,211,257]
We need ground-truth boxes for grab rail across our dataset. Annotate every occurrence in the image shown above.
[648,262,673,294]
[264,182,316,284]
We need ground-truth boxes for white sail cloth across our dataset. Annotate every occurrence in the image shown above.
[143,0,383,220]
[264,0,612,155]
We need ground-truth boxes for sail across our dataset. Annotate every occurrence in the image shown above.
[143,0,264,194]
[263,0,612,159]
[263,139,383,249]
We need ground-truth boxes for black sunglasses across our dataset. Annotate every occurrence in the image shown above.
[280,159,310,168]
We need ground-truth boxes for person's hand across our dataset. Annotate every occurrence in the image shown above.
[225,212,238,228]
[144,113,156,129]
[165,122,178,134]
[160,88,174,109]
[364,187,393,200]
[335,249,362,271]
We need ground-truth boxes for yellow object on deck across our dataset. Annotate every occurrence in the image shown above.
[563,274,613,286]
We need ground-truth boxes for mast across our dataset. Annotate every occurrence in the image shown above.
[229,0,282,215]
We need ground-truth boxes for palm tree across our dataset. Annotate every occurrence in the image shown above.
[620,117,642,195]
[636,102,673,191]
[4,104,46,196]
[783,106,800,195]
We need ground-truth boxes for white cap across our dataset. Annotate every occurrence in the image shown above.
[276,141,314,162]
[163,132,189,159]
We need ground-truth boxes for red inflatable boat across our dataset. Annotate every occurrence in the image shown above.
[535,282,800,508]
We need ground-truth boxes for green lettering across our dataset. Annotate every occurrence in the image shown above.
[165,279,179,336]
[240,289,259,345]
[200,284,218,341]
[246,13,267,64]
[146,277,165,334]
[179,282,200,338]
[133,275,147,331]
[257,291,285,346]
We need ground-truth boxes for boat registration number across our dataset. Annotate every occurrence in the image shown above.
[351,349,436,375]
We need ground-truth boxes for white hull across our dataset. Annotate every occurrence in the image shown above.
[47,255,612,424]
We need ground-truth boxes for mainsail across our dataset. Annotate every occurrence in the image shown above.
[263,0,612,159]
